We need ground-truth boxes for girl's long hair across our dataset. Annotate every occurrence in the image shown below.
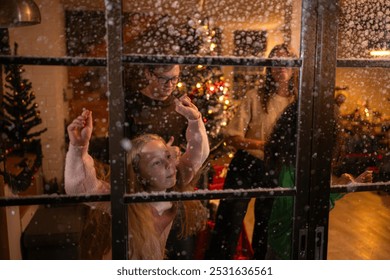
[126,134,165,259]
[127,134,207,259]
[261,43,298,113]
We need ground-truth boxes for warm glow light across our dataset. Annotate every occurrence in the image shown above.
[210,43,216,51]
[224,100,230,105]
[177,82,183,88]
[210,85,215,91]
[219,96,224,102]
[196,83,202,88]
[370,49,390,56]
[197,65,203,69]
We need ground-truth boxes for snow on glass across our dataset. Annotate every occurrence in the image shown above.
[2,0,389,262]
[339,0,390,58]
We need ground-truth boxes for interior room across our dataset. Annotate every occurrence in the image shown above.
[0,0,389,260]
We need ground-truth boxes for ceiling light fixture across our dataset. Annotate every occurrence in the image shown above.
[0,0,41,28]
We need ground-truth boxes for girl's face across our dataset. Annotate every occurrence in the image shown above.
[137,139,177,192]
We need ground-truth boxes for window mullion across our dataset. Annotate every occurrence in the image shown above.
[106,0,127,260]
[293,0,319,260]
[306,0,339,260]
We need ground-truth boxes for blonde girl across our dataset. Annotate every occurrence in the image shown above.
[65,96,209,259]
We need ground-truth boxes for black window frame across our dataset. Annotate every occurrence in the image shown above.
[1,0,390,260]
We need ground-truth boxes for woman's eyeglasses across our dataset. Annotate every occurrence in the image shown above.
[153,73,180,85]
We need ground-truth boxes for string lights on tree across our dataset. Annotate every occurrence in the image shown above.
[178,13,235,158]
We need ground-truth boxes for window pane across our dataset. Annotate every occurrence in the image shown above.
[332,67,390,184]
[1,64,108,198]
[338,0,390,59]
[122,54,299,259]
[3,0,105,58]
[0,202,111,259]
[122,0,302,57]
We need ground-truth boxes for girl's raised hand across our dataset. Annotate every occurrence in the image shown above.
[174,95,201,121]
[67,110,93,147]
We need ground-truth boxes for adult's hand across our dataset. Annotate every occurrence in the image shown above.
[174,95,201,121]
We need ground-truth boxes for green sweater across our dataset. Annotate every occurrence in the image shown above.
[267,166,344,259]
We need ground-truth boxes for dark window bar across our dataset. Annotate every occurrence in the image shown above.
[0,194,110,207]
[1,183,390,207]
[2,55,390,68]
[0,54,301,67]
[0,188,295,207]
[121,55,302,67]
[122,187,297,203]
[0,55,107,66]
[337,59,390,68]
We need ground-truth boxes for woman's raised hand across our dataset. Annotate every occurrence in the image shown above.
[67,110,93,147]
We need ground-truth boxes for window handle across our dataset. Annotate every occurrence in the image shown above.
[315,226,325,260]
[298,228,308,259]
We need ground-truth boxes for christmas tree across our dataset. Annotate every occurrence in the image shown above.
[178,17,235,159]
[179,65,234,158]
[0,44,47,193]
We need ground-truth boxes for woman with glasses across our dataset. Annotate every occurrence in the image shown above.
[124,64,187,148]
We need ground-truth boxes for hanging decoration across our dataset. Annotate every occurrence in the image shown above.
[0,43,47,193]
